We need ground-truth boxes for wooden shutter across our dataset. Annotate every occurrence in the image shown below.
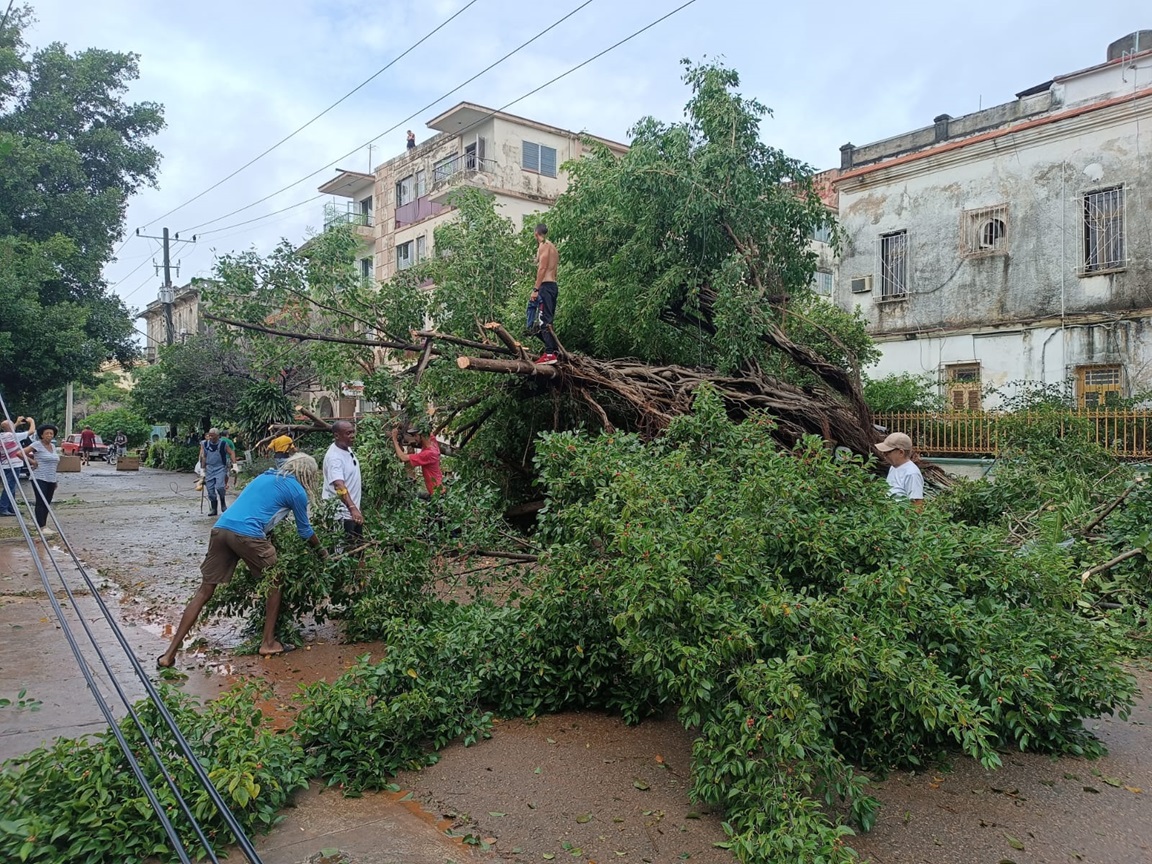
[540,145,557,177]
[522,141,540,172]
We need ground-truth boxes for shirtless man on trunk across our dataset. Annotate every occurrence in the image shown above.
[530,223,559,365]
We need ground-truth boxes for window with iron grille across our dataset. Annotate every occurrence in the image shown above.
[433,155,457,184]
[359,257,372,283]
[522,141,558,177]
[1083,186,1125,273]
[811,270,833,296]
[1077,365,1122,407]
[961,205,1008,256]
[879,231,909,299]
[945,363,982,410]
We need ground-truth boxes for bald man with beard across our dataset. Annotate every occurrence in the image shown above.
[322,420,364,539]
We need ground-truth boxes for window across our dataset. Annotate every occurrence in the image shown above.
[522,140,558,177]
[433,155,457,184]
[879,231,909,299]
[1077,365,1122,407]
[415,169,426,198]
[396,241,413,271]
[945,364,982,411]
[395,175,413,207]
[358,196,372,225]
[961,205,1008,256]
[1083,186,1125,273]
[811,270,833,296]
[416,234,427,263]
[811,223,832,244]
[360,257,373,283]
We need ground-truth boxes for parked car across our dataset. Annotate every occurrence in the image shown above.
[61,433,110,460]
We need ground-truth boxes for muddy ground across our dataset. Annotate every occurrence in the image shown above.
[1,463,1150,864]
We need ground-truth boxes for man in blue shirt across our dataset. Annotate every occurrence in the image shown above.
[157,453,326,668]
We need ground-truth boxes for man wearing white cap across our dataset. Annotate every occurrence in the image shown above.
[874,432,924,508]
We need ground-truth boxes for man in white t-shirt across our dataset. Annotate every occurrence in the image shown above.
[322,420,363,538]
[875,431,924,509]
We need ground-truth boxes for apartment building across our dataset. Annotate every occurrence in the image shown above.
[317,102,628,283]
[834,30,1152,408]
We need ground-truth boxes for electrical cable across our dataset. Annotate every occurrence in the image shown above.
[0,394,266,863]
[179,0,599,234]
[196,193,326,239]
[441,0,701,163]
[148,0,482,227]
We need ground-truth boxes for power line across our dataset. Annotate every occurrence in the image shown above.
[445,0,701,161]
[147,0,482,228]
[179,0,598,234]
[196,193,326,238]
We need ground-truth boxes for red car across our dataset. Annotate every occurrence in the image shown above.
[61,433,110,460]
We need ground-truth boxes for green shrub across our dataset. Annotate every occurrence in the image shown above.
[0,683,307,864]
[863,372,942,413]
[144,441,200,472]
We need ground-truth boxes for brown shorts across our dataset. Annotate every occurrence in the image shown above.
[199,528,277,585]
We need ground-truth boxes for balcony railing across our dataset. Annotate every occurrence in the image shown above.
[873,410,1152,459]
[431,155,497,190]
[324,202,373,231]
[395,194,446,228]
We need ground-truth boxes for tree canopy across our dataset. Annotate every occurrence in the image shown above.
[0,6,163,405]
[205,60,881,487]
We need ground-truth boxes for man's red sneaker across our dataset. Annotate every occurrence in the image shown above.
[535,353,558,365]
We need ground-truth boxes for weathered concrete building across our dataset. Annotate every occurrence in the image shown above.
[138,285,203,363]
[317,102,628,284]
[835,31,1152,408]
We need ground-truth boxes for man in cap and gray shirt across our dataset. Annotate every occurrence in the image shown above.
[874,432,924,508]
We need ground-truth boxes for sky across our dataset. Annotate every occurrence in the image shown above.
[28,0,1150,319]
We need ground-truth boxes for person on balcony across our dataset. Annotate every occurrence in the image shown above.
[406,130,416,150]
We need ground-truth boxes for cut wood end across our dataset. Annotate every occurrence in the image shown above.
[482,322,501,330]
[457,356,471,369]
[293,405,303,412]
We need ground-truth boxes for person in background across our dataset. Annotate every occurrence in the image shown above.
[113,430,128,458]
[322,420,363,540]
[268,431,295,465]
[0,416,35,516]
[199,428,235,516]
[23,424,60,534]
[390,419,442,497]
[157,453,326,668]
[406,129,416,149]
[79,425,97,466]
[875,432,924,509]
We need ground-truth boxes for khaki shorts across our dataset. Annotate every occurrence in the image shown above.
[199,528,277,585]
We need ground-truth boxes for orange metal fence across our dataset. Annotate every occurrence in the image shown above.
[873,410,1152,460]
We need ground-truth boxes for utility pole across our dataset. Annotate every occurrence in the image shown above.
[136,227,196,347]
[161,226,174,346]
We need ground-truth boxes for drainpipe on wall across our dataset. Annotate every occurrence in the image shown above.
[1061,160,1067,387]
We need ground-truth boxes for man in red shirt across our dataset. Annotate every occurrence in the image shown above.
[390,421,442,496]
[79,426,97,466]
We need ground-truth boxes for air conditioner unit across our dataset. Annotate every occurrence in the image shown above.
[850,275,873,294]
